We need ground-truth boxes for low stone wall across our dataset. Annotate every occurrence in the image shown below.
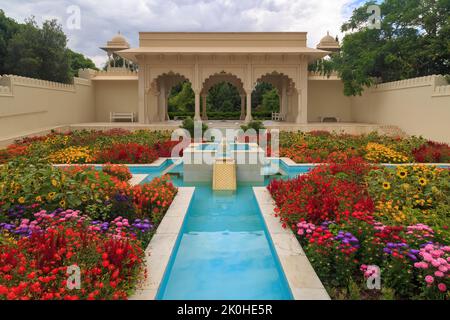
[0,74,95,140]
[350,75,450,143]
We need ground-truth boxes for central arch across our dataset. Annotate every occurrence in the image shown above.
[149,72,193,122]
[200,72,246,120]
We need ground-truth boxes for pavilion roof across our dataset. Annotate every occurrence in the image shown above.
[117,46,330,63]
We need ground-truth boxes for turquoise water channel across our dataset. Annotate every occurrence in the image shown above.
[132,159,307,300]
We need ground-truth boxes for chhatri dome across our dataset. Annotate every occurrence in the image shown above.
[101,31,130,52]
[316,31,340,52]
[100,32,131,69]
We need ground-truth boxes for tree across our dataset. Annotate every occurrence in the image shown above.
[260,88,280,112]
[68,49,98,77]
[207,82,240,112]
[5,18,71,83]
[168,81,195,112]
[0,9,21,75]
[331,0,450,96]
[1,11,97,83]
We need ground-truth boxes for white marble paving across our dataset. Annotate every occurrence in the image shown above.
[129,187,195,300]
[253,187,330,300]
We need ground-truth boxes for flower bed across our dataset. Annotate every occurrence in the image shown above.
[0,129,179,165]
[279,131,450,164]
[268,159,449,299]
[0,162,178,300]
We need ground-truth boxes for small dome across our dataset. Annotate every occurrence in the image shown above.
[317,31,340,52]
[101,31,130,52]
[111,32,127,44]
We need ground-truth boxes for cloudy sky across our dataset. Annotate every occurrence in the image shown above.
[0,0,365,68]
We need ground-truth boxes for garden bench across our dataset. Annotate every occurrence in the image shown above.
[319,116,340,123]
[110,112,136,122]
[271,112,285,121]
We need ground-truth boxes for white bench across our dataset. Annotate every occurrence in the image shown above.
[110,112,136,123]
[272,112,285,121]
[319,116,340,123]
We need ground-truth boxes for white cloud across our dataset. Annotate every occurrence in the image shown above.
[0,0,359,68]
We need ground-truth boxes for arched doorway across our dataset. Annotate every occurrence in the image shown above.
[252,72,297,122]
[201,72,246,121]
[150,72,193,122]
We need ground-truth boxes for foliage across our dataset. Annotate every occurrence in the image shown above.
[413,141,450,163]
[0,210,144,300]
[367,165,450,233]
[180,117,209,137]
[241,120,265,132]
[168,82,195,113]
[102,165,132,182]
[0,129,174,165]
[332,0,450,95]
[268,160,450,299]
[95,143,159,164]
[48,146,95,164]
[279,131,446,164]
[0,10,96,83]
[132,176,177,224]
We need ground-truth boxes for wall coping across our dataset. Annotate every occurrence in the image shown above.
[253,187,330,300]
[130,187,195,300]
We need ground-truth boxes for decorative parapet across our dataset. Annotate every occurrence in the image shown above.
[373,75,437,92]
[0,74,92,98]
[308,71,340,80]
[433,84,450,97]
[0,85,11,96]
[89,68,139,81]
[2,75,75,92]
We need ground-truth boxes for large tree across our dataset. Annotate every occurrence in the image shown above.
[0,10,97,83]
[332,0,450,96]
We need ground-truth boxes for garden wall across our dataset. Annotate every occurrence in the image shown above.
[0,74,95,140]
[350,75,450,143]
[308,79,352,122]
[94,80,138,122]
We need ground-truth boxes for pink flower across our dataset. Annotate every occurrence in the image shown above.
[438,283,447,292]
[432,260,441,267]
[438,265,448,273]
[425,275,434,284]
[434,271,444,277]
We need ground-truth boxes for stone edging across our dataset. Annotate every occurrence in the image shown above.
[253,187,330,300]
[130,187,195,300]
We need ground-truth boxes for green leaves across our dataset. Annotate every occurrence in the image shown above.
[326,0,450,96]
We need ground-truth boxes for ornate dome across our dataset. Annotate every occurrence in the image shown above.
[101,32,130,52]
[110,32,128,45]
[317,32,340,52]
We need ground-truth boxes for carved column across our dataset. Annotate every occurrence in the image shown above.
[240,94,246,120]
[296,57,308,124]
[201,94,208,120]
[245,91,252,123]
[194,91,201,121]
[138,64,146,123]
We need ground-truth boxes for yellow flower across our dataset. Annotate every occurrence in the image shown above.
[81,195,88,202]
[18,197,25,204]
[382,182,391,190]
[418,177,427,186]
[397,168,408,179]
[47,192,56,200]
[59,199,66,207]
[35,196,42,202]
[51,179,58,187]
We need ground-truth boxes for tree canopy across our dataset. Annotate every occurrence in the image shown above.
[314,0,450,96]
[0,10,97,83]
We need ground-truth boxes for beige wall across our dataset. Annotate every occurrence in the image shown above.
[0,75,95,139]
[350,75,450,143]
[94,80,138,122]
[308,80,352,122]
